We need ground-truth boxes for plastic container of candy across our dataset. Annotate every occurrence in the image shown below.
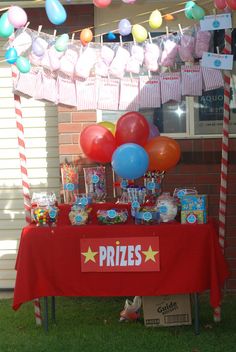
[69,205,90,225]
[135,206,160,225]
[97,209,128,225]
[156,192,178,223]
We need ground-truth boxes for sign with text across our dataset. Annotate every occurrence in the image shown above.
[200,13,232,31]
[201,52,233,70]
[80,237,160,272]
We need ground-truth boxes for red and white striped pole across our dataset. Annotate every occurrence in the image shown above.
[11,62,43,326]
[214,28,232,323]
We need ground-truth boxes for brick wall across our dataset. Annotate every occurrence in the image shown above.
[58,106,236,291]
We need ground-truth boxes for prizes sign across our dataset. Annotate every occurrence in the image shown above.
[80,237,160,272]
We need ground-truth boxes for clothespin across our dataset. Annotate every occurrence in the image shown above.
[148,32,153,44]
[101,35,103,46]
[37,25,42,35]
[23,21,30,32]
[178,24,183,35]
[129,72,133,82]
[166,26,169,37]
[53,30,57,39]
[120,35,123,47]
[148,69,151,79]
[71,32,75,44]
[216,46,220,54]
[213,8,217,19]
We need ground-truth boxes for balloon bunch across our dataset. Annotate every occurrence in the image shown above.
[80,112,181,180]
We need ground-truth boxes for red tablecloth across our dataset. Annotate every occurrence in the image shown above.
[13,204,229,310]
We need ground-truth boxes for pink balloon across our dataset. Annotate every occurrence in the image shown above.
[148,122,160,141]
[214,0,226,9]
[8,6,27,29]
[93,0,112,8]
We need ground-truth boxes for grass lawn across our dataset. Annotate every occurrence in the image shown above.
[1,294,236,352]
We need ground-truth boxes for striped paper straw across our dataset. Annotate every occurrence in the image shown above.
[11,62,43,326]
[214,28,232,323]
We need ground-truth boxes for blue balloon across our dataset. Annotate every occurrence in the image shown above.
[111,143,149,180]
[5,47,18,64]
[107,32,116,41]
[45,0,67,26]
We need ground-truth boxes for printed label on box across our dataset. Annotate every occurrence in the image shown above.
[201,52,233,71]
[200,13,232,31]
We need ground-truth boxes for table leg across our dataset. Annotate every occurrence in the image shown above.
[51,296,56,323]
[193,293,200,335]
[43,297,49,332]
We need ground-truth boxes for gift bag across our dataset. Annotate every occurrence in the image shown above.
[160,72,181,104]
[119,77,139,111]
[97,78,120,110]
[201,67,224,91]
[83,166,106,203]
[76,77,98,110]
[57,74,77,107]
[13,67,40,98]
[61,163,79,204]
[59,47,78,77]
[139,75,161,108]
[181,65,202,96]
[41,70,57,103]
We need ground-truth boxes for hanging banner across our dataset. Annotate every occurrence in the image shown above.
[200,13,232,31]
[80,236,160,272]
[201,52,234,70]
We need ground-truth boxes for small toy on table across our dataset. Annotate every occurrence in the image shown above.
[180,194,207,224]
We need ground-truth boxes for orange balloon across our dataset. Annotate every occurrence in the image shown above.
[164,14,174,21]
[145,136,181,171]
[80,28,93,45]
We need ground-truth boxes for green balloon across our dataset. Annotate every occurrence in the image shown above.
[0,12,14,38]
[16,56,31,73]
[184,1,195,20]
[192,5,205,20]
[55,33,69,52]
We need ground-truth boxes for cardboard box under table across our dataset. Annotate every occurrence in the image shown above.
[143,294,192,327]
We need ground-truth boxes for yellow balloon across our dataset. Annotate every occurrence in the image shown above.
[132,24,148,43]
[149,10,163,30]
[98,121,116,135]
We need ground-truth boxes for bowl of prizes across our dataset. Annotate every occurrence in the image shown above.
[97,209,128,225]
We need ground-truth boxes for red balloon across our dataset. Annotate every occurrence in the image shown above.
[226,0,236,9]
[115,112,150,146]
[145,136,181,171]
[93,0,112,8]
[80,124,116,163]
[214,0,227,9]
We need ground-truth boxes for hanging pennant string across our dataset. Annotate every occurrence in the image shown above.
[214,28,232,324]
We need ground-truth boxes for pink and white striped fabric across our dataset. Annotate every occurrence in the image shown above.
[181,65,202,96]
[57,74,77,107]
[41,70,57,104]
[76,77,98,110]
[119,77,139,111]
[97,78,120,110]
[139,75,161,108]
[160,72,181,104]
[14,67,39,98]
[201,67,224,91]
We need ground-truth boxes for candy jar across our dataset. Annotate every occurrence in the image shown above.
[61,163,79,203]
[69,204,90,225]
[156,192,177,223]
[33,205,49,226]
[83,166,106,203]
[144,171,165,204]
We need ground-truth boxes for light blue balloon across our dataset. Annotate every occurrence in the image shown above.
[111,143,149,180]
[16,56,31,73]
[0,12,14,38]
[45,0,67,26]
[32,38,47,56]
[55,33,69,52]
[118,19,131,36]
[5,47,18,64]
